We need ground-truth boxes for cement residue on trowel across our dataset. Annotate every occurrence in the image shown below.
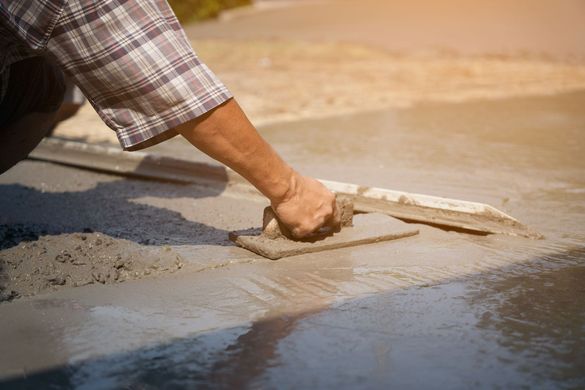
[262,197,354,240]
[231,212,420,260]
[0,226,184,302]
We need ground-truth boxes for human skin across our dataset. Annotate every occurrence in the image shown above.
[1,97,339,238]
[177,98,340,238]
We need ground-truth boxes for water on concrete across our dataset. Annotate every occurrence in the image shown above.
[0,255,583,388]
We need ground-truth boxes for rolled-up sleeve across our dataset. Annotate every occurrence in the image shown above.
[47,0,232,150]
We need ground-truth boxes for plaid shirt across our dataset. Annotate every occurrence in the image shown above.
[0,0,232,150]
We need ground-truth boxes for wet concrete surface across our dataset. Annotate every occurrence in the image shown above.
[1,91,585,386]
[0,254,583,388]
[152,90,585,242]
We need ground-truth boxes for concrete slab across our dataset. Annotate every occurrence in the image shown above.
[3,84,585,388]
[1,158,583,388]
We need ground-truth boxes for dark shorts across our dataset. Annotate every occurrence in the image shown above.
[0,55,66,174]
[0,55,65,127]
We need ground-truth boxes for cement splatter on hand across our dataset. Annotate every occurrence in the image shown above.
[0,225,184,302]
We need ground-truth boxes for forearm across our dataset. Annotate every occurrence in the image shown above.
[175,98,295,203]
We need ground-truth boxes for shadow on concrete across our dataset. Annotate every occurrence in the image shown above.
[0,172,230,251]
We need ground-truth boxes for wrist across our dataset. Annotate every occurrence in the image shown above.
[269,167,299,207]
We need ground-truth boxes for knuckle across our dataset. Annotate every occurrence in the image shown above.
[315,215,326,227]
[291,227,303,239]
[321,201,333,215]
[293,224,311,238]
[302,221,318,236]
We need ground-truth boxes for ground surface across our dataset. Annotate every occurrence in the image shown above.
[1,0,585,388]
[0,228,183,301]
[51,0,585,144]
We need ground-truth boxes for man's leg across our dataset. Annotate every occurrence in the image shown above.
[0,55,65,174]
[48,77,86,134]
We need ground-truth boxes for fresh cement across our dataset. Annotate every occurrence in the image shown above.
[1,90,584,387]
[0,228,183,301]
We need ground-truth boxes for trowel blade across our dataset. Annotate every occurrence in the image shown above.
[229,213,419,260]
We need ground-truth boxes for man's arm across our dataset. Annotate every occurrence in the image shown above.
[42,1,337,236]
[176,98,340,238]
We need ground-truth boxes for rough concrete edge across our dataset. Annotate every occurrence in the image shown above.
[28,137,541,238]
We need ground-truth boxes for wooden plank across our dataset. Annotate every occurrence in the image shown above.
[321,180,542,239]
[29,138,231,186]
[29,138,541,239]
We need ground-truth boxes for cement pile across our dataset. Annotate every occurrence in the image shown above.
[0,225,184,302]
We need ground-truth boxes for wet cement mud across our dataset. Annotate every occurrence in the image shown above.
[0,226,183,302]
[0,161,239,301]
[470,257,585,387]
[0,251,581,389]
[1,69,584,389]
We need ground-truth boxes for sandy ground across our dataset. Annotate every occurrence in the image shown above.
[1,0,585,387]
[52,41,585,144]
[51,0,585,144]
[198,0,585,59]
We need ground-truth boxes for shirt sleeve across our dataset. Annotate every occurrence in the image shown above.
[46,0,232,150]
[0,0,67,51]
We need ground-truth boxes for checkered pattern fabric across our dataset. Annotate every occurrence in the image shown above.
[0,0,66,51]
[1,0,232,150]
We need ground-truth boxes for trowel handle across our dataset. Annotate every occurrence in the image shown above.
[262,196,354,240]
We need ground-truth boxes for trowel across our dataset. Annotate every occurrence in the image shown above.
[229,197,419,260]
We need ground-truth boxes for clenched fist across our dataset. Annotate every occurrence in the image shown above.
[271,172,341,239]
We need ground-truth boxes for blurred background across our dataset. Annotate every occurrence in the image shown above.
[168,0,251,23]
[52,0,585,143]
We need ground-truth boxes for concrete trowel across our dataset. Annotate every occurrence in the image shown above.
[229,197,419,260]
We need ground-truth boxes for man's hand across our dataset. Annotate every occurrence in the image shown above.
[272,172,340,238]
[177,98,338,237]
